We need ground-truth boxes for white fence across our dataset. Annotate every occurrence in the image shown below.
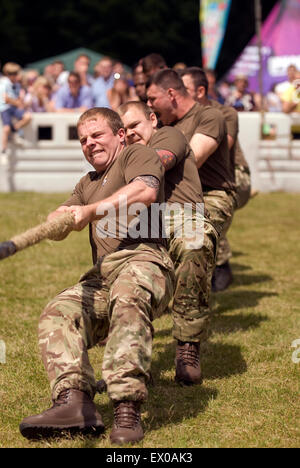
[0,113,91,193]
[0,112,300,193]
[238,112,300,192]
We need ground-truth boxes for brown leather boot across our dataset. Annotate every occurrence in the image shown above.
[175,340,203,386]
[110,400,144,445]
[212,261,233,292]
[19,389,105,439]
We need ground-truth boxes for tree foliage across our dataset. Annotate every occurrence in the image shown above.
[0,0,201,68]
[0,0,278,76]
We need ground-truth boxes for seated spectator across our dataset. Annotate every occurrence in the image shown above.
[132,60,144,76]
[113,61,125,76]
[73,54,94,87]
[275,64,298,99]
[264,83,282,112]
[218,80,233,102]
[92,56,115,107]
[281,72,300,113]
[204,68,225,104]
[226,74,258,111]
[44,61,69,91]
[107,74,137,111]
[21,69,40,95]
[24,76,55,112]
[142,53,167,79]
[0,62,31,155]
[53,71,93,112]
[133,72,147,103]
[173,62,187,71]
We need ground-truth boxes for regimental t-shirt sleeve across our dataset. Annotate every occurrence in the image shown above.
[149,126,188,165]
[222,105,239,140]
[62,174,89,206]
[120,144,164,185]
[194,106,226,145]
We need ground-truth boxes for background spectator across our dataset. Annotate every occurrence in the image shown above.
[53,71,93,112]
[133,72,147,103]
[46,60,69,91]
[142,53,167,79]
[281,71,300,113]
[24,76,55,112]
[21,69,40,96]
[218,80,233,102]
[264,83,282,112]
[0,62,31,155]
[132,60,144,76]
[91,56,114,107]
[173,62,187,71]
[226,74,258,111]
[205,68,225,104]
[107,74,137,111]
[73,54,94,87]
[275,64,298,100]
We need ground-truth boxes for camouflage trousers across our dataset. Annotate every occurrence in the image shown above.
[38,243,174,403]
[165,206,218,343]
[216,166,251,266]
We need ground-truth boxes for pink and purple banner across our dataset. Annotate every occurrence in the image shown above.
[226,0,300,94]
[200,0,232,69]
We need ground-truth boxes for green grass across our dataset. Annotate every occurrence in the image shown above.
[0,192,299,448]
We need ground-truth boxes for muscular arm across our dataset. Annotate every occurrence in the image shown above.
[282,101,297,113]
[189,133,218,169]
[227,134,235,150]
[155,149,177,171]
[66,176,160,231]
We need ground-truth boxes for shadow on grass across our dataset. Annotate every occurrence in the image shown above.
[213,290,277,315]
[144,382,218,433]
[232,273,273,287]
[152,340,247,382]
[139,339,247,433]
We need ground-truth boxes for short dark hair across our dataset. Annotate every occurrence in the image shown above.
[118,101,153,120]
[142,53,167,75]
[77,107,124,135]
[180,67,208,94]
[147,68,188,96]
[75,54,90,62]
[68,71,81,82]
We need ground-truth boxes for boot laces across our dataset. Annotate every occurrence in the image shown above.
[52,389,71,407]
[114,401,140,429]
[178,342,199,368]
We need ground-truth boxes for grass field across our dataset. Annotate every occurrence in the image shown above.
[0,192,299,448]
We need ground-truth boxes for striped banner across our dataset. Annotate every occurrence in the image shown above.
[200,0,232,69]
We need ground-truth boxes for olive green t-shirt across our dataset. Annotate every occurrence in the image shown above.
[209,99,249,169]
[148,126,203,208]
[63,144,166,262]
[173,102,235,191]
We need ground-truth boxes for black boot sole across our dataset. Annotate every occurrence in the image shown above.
[19,422,105,440]
[175,375,203,387]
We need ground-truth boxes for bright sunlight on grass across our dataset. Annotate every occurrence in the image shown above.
[0,192,299,448]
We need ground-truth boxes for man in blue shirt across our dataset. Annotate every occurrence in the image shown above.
[91,57,115,108]
[54,71,93,112]
[0,62,31,155]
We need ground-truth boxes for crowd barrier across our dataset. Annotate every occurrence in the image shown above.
[0,112,300,193]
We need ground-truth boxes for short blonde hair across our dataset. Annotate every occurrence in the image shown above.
[77,107,124,135]
[32,76,52,93]
[3,62,21,76]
